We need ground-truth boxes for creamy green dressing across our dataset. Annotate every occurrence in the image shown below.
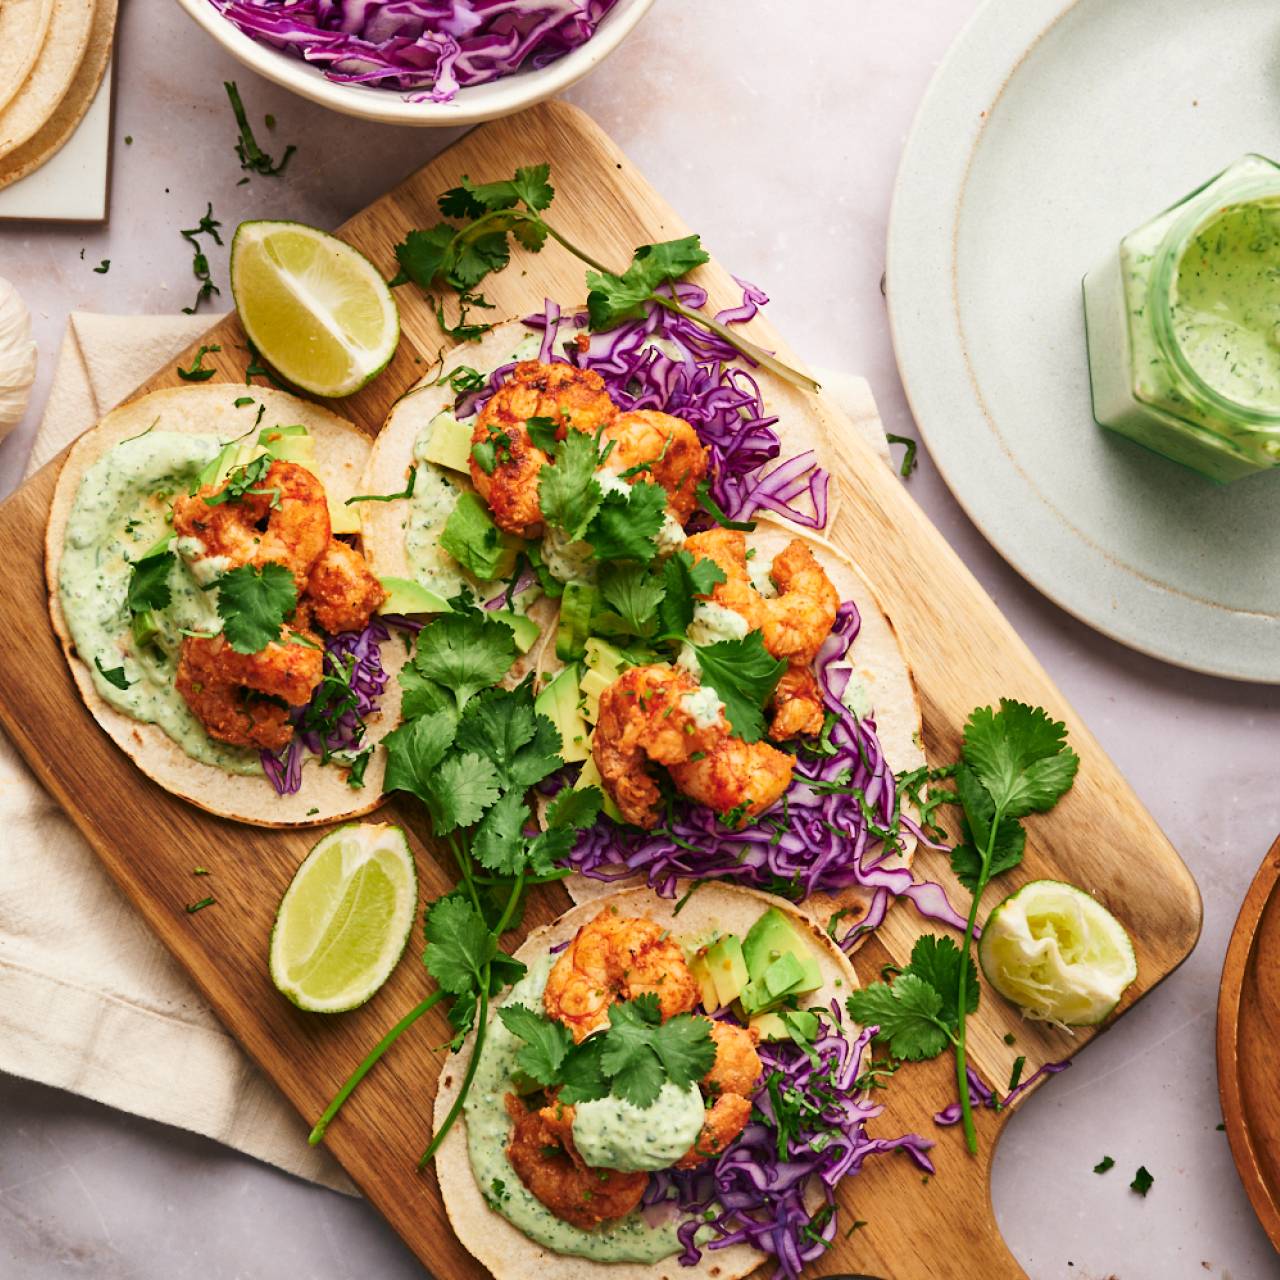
[466,954,698,1263]
[58,432,260,774]
[1171,198,1280,412]
[404,446,465,598]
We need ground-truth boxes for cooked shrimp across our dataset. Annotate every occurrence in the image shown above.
[683,529,839,740]
[603,410,708,523]
[668,733,794,827]
[175,629,323,750]
[676,1021,762,1169]
[592,664,793,827]
[173,460,331,590]
[469,362,617,538]
[544,908,700,1042]
[303,539,386,634]
[504,1094,647,1229]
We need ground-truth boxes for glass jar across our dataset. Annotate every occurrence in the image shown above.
[1082,153,1280,483]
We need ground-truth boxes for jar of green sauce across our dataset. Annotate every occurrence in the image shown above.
[1083,153,1280,482]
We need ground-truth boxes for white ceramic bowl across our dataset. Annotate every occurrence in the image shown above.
[174,0,656,126]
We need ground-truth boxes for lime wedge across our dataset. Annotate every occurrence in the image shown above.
[978,879,1137,1026]
[231,220,399,398]
[270,823,417,1013]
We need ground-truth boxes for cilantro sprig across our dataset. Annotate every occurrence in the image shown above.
[849,701,1078,1154]
[390,164,816,393]
[216,562,297,653]
[309,606,607,1162]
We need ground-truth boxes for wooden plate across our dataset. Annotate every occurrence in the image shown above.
[1217,834,1280,1249]
[0,102,1203,1279]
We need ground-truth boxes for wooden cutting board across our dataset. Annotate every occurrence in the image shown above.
[1217,835,1280,1252]
[0,101,1202,1279]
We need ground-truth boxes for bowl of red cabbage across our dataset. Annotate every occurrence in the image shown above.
[174,0,656,126]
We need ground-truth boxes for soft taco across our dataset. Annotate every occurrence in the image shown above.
[46,383,404,826]
[434,882,927,1279]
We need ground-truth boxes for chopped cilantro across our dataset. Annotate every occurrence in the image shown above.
[94,657,131,690]
[345,467,417,505]
[886,432,919,478]
[224,81,295,176]
[1094,1155,1115,1174]
[126,550,175,613]
[92,259,110,274]
[692,632,786,742]
[1130,1166,1154,1196]
[186,897,216,914]
[177,343,221,382]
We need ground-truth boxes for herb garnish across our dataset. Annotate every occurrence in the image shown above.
[93,259,110,274]
[886,432,919,478]
[389,164,816,392]
[180,202,222,315]
[224,82,295,177]
[1094,1155,1115,1174]
[243,336,289,389]
[202,454,277,507]
[344,468,417,505]
[177,344,221,382]
[186,897,216,914]
[216,562,296,653]
[847,701,1078,1154]
[1130,1166,1154,1196]
[94,657,131,690]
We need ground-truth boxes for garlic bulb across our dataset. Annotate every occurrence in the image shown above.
[0,277,37,438]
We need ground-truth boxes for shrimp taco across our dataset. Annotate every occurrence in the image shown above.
[47,383,404,826]
[434,882,932,1278]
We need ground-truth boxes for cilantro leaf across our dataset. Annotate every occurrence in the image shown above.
[410,612,516,714]
[693,632,786,743]
[440,491,516,582]
[585,236,710,329]
[1130,1166,1154,1196]
[586,481,667,563]
[398,664,455,720]
[948,765,1026,892]
[383,711,459,805]
[650,1014,717,1089]
[424,895,494,996]
[846,972,952,1061]
[525,416,559,454]
[599,563,664,637]
[94,657,131,690]
[904,935,979,1025]
[526,827,576,876]
[431,752,501,833]
[497,1004,573,1086]
[451,230,510,291]
[390,224,455,290]
[473,790,529,875]
[657,550,726,637]
[600,1003,668,1108]
[546,786,603,831]
[216,562,296,654]
[961,701,1080,820]
[455,686,563,791]
[1094,1155,1115,1174]
[127,551,174,613]
[557,1036,610,1104]
[511,163,554,213]
[538,430,603,541]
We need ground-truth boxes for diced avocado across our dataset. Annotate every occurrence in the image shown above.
[140,532,175,560]
[440,491,521,582]
[688,950,722,1013]
[258,423,313,465]
[421,410,473,474]
[706,934,749,1007]
[535,665,589,763]
[584,637,630,683]
[378,576,453,617]
[130,609,162,651]
[555,581,598,662]
[574,752,623,822]
[195,440,241,489]
[749,1010,820,1043]
[739,907,824,1014]
[579,668,612,724]
[488,609,539,653]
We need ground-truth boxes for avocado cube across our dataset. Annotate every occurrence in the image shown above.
[377,576,453,617]
[742,907,823,996]
[584,637,630,683]
[579,668,612,723]
[706,934,749,1008]
[421,410,473,475]
[489,610,540,654]
[258,424,314,465]
[749,1009,820,1043]
[573,754,623,823]
[535,665,589,763]
[762,951,807,1000]
[688,951,721,1013]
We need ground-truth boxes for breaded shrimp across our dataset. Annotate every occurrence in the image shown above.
[303,539,386,635]
[469,362,617,538]
[603,410,709,523]
[504,1094,646,1229]
[173,460,331,591]
[543,909,700,1042]
[175,629,323,750]
[676,1021,762,1169]
[683,529,839,740]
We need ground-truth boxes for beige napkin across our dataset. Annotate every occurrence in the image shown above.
[0,312,889,1194]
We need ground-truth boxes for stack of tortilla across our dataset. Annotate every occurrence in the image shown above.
[0,0,118,192]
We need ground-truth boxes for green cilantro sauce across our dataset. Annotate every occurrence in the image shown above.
[465,953,702,1263]
[1171,198,1280,413]
[58,431,260,774]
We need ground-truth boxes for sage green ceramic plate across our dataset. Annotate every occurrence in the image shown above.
[887,0,1280,682]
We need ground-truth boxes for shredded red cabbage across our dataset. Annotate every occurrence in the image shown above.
[646,1009,934,1277]
[933,1059,1072,1127]
[565,603,968,944]
[210,0,622,103]
[457,285,829,530]
[261,619,390,795]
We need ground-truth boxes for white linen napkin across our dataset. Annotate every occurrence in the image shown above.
[0,312,889,1192]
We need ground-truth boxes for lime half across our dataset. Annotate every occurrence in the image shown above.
[978,879,1137,1026]
[231,220,399,398]
[270,823,417,1013]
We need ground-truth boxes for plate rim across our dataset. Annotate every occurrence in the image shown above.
[884,0,1280,684]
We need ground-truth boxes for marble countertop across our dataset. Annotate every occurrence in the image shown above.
[3,1,1278,1277]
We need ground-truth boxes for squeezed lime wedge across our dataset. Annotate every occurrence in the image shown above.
[269,823,417,1013]
[978,879,1137,1026]
[231,220,399,398]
